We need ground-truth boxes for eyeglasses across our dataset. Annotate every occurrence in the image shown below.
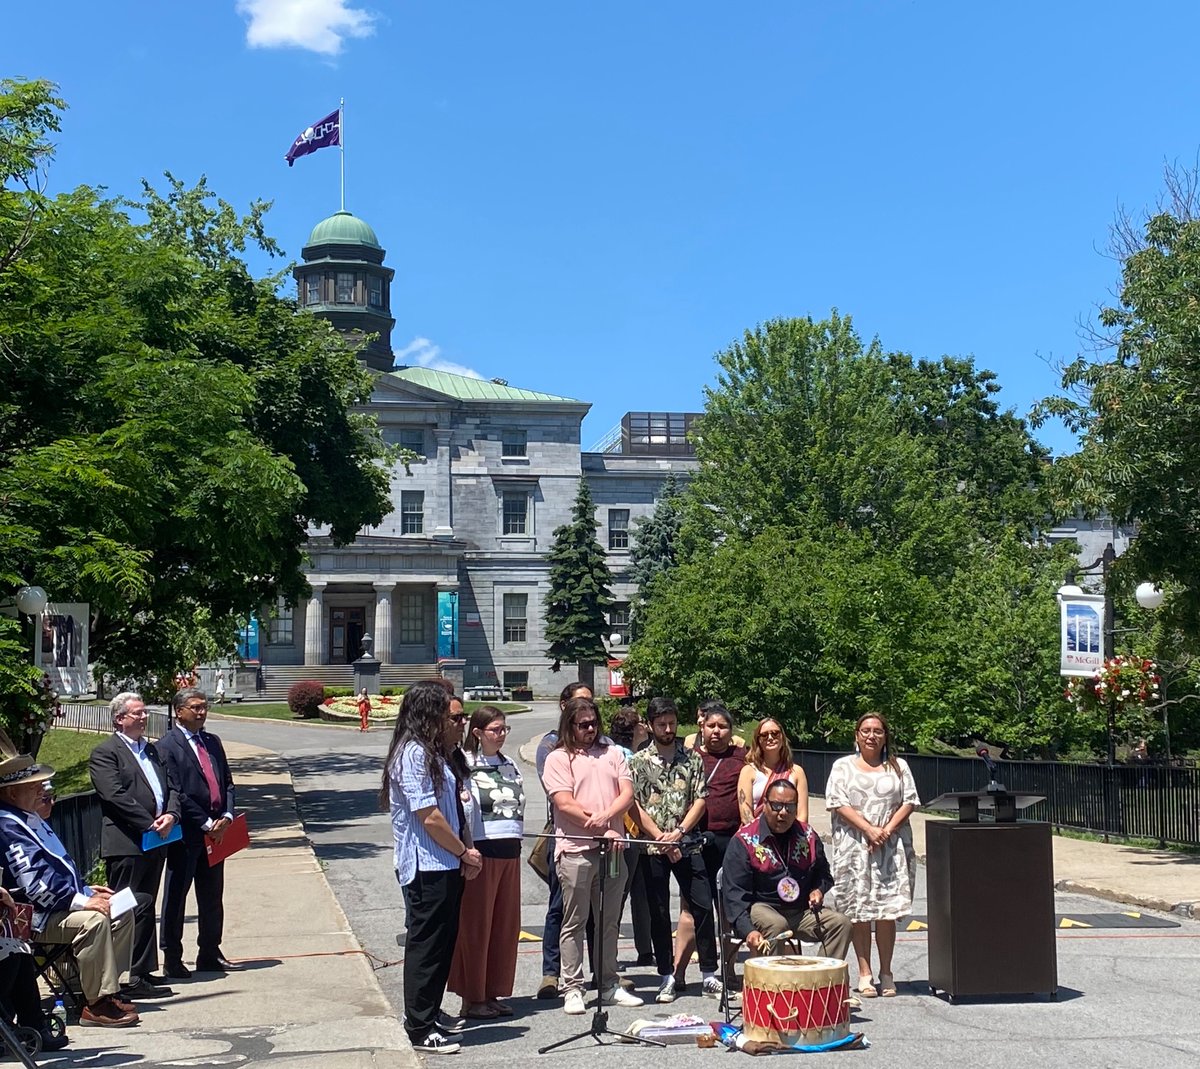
[574,720,599,731]
[182,703,209,713]
[484,725,511,735]
[449,713,467,725]
[759,730,783,741]
[858,728,885,737]
[766,801,798,814]
[123,710,149,720]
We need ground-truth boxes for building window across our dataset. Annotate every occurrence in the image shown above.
[400,490,424,534]
[368,275,383,308]
[608,602,631,645]
[503,670,529,691]
[501,429,527,458]
[336,271,355,303]
[608,509,630,550]
[399,592,424,644]
[502,491,528,535]
[399,428,424,455]
[503,593,527,643]
[305,276,320,305]
[269,598,293,645]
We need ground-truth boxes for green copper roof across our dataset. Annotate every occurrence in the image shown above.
[306,211,382,250]
[390,366,581,403]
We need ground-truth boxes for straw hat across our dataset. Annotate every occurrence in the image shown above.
[0,730,55,788]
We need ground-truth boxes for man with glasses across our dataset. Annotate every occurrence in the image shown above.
[541,697,644,1016]
[89,692,180,997]
[722,779,852,964]
[156,688,237,978]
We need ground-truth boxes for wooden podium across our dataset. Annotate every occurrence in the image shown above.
[925,791,1057,1000]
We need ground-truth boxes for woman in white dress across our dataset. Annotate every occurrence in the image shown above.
[825,713,919,998]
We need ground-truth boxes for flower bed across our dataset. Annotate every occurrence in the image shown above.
[318,694,402,724]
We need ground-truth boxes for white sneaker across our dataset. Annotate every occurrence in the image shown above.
[702,976,723,998]
[656,975,677,1003]
[604,985,644,1008]
[563,990,586,1015]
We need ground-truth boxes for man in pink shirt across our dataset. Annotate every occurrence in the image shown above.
[541,696,644,1016]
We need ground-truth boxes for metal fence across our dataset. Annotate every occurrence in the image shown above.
[794,749,1200,848]
[47,791,103,879]
[53,702,171,740]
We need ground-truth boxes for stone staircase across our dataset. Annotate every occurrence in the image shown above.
[255,663,439,701]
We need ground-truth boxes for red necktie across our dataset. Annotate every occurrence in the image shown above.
[193,734,223,812]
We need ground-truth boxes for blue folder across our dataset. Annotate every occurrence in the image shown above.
[142,823,183,851]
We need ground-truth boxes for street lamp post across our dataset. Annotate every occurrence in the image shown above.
[448,591,458,658]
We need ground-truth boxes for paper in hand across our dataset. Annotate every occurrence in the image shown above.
[107,887,137,918]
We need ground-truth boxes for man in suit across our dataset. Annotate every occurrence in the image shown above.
[156,687,239,978]
[88,692,180,997]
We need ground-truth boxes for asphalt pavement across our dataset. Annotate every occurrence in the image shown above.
[42,703,1199,1068]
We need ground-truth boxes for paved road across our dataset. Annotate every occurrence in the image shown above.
[210,708,1200,1068]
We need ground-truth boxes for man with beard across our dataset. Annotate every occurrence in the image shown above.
[629,696,720,1003]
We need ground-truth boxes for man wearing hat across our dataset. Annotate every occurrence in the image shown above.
[0,738,141,1027]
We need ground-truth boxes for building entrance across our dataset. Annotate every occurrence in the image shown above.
[330,606,366,663]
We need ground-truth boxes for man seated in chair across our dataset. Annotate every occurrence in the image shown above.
[0,746,142,1028]
[722,779,852,963]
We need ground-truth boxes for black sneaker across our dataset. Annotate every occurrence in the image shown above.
[415,1030,460,1055]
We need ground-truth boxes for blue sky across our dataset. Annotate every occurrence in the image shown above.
[6,1,1200,453]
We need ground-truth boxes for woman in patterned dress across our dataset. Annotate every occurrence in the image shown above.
[825,713,919,998]
[448,706,525,1018]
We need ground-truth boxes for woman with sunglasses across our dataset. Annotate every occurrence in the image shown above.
[381,680,481,1055]
[825,712,919,999]
[448,707,525,1019]
[736,719,809,825]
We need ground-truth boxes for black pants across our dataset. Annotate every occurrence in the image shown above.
[107,851,166,978]
[0,955,44,1029]
[645,851,718,974]
[402,867,464,1042]
[161,840,225,962]
[621,845,654,958]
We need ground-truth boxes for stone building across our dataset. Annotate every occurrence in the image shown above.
[256,212,697,698]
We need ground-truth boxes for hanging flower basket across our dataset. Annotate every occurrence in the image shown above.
[1064,656,1161,716]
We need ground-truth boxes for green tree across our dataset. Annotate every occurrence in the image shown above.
[1035,177,1200,639]
[544,479,614,688]
[625,314,1062,751]
[0,79,392,725]
[628,473,685,638]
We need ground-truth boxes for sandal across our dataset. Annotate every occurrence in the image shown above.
[879,974,896,997]
[463,1003,500,1019]
[487,999,514,1017]
[857,977,878,998]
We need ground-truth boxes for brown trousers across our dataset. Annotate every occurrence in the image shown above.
[447,854,521,1003]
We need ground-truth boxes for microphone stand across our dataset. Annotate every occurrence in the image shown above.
[536,831,665,1055]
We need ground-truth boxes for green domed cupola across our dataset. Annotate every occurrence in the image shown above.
[294,211,395,372]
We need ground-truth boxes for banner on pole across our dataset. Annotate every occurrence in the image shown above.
[1059,593,1105,677]
[285,109,340,166]
[35,602,91,696]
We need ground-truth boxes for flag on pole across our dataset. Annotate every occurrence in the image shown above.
[285,109,341,166]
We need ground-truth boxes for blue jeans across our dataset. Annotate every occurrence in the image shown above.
[542,854,563,976]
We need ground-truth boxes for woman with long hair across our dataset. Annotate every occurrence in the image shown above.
[448,707,525,1019]
[736,718,809,825]
[533,681,593,1000]
[825,712,919,998]
[381,680,481,1054]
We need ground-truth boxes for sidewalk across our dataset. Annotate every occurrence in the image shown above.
[54,741,415,1069]
[519,734,1199,919]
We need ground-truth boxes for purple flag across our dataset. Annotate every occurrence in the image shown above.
[285,109,340,167]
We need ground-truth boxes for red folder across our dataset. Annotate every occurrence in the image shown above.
[205,813,249,866]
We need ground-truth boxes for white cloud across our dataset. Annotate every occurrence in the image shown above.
[394,337,484,379]
[238,0,376,56]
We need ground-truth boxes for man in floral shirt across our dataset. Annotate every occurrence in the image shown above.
[630,696,720,1003]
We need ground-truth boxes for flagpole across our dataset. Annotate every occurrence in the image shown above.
[339,98,345,212]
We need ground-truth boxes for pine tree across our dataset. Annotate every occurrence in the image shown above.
[630,474,684,603]
[544,479,614,684]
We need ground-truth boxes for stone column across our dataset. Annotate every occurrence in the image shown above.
[373,582,394,664]
[432,427,454,539]
[304,583,326,665]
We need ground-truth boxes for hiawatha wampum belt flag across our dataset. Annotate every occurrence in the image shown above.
[285,109,340,166]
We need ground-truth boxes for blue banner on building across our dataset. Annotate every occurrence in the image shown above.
[437,591,459,659]
[237,617,260,663]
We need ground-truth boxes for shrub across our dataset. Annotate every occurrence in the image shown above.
[287,680,326,718]
[325,687,354,698]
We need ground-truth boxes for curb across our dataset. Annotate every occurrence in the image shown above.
[1054,878,1197,920]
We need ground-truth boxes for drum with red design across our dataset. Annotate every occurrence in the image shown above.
[741,955,850,1048]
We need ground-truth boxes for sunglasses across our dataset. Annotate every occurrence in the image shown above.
[759,730,783,741]
[574,719,599,730]
[766,801,798,814]
[449,713,467,724]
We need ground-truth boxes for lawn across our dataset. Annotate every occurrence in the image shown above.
[38,729,106,795]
